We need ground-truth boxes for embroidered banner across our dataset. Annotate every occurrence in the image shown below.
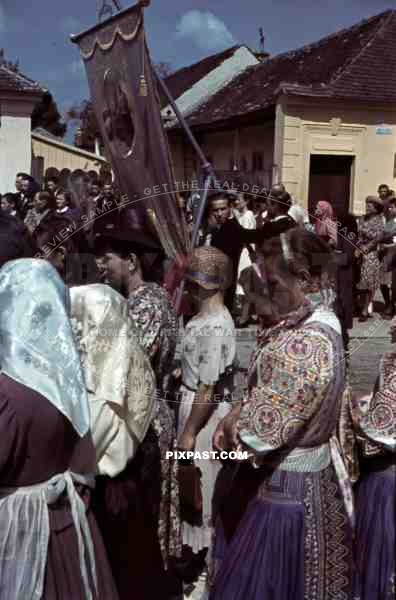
[71,3,190,258]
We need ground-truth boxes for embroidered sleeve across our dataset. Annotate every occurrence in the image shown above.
[354,352,396,453]
[236,329,334,454]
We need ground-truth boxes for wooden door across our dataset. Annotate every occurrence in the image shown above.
[308,155,353,219]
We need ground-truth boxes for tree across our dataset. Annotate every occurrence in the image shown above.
[67,100,100,153]
[32,91,67,138]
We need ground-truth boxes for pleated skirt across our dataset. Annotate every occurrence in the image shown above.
[354,462,396,600]
[209,464,353,600]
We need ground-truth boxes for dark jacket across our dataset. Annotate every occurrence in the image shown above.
[335,213,358,330]
[202,215,295,311]
[0,213,37,266]
[208,216,294,271]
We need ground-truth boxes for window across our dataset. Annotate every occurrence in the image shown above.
[252,151,264,172]
[240,156,248,172]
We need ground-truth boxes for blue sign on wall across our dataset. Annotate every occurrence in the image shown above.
[376,126,393,135]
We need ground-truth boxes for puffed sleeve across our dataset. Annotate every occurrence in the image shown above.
[237,328,334,454]
[197,323,236,386]
[0,391,23,477]
[90,394,137,477]
[353,352,396,453]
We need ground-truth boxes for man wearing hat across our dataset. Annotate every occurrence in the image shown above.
[201,190,295,313]
[94,227,164,292]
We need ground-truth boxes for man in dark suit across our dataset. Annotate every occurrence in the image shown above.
[201,191,295,313]
[15,175,39,220]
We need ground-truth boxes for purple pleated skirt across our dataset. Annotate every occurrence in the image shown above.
[354,460,396,600]
[209,464,353,600]
[210,497,305,600]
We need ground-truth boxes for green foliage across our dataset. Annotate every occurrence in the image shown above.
[32,91,67,138]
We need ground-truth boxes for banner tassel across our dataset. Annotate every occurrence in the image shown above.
[139,74,148,96]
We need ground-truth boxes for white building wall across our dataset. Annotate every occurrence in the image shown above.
[0,93,38,194]
[0,113,32,194]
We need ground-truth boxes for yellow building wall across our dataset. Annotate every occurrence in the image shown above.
[277,97,396,214]
[168,123,275,191]
[32,138,105,174]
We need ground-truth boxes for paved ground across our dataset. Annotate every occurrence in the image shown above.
[348,313,391,393]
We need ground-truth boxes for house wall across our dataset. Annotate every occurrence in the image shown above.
[277,97,396,214]
[168,122,275,193]
[0,98,35,194]
[32,136,105,176]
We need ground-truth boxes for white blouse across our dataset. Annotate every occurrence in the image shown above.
[181,308,236,394]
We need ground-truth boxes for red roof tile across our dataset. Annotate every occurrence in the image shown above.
[183,10,396,127]
[0,63,43,95]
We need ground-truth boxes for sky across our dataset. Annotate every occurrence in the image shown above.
[0,0,394,140]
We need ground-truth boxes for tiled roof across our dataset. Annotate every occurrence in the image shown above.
[0,63,43,95]
[184,10,396,127]
[159,45,245,107]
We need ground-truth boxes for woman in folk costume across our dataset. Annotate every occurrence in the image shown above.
[0,259,118,600]
[94,230,182,598]
[177,247,236,586]
[209,229,354,600]
[69,283,158,599]
[351,317,396,600]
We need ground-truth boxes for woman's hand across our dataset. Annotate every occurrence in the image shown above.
[178,429,196,452]
[213,404,242,452]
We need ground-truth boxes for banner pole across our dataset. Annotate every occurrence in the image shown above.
[155,72,214,179]
[153,66,218,315]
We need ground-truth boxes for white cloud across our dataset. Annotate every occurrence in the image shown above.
[60,16,83,34]
[176,10,236,53]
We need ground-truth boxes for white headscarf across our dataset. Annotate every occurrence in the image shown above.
[0,259,90,437]
[70,284,155,476]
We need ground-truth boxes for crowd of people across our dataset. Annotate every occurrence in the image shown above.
[0,170,394,600]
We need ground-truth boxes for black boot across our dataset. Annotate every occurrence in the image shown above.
[358,291,369,322]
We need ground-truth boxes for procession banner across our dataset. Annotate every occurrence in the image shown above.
[71,3,190,258]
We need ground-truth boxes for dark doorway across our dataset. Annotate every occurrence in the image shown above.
[308,155,353,220]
